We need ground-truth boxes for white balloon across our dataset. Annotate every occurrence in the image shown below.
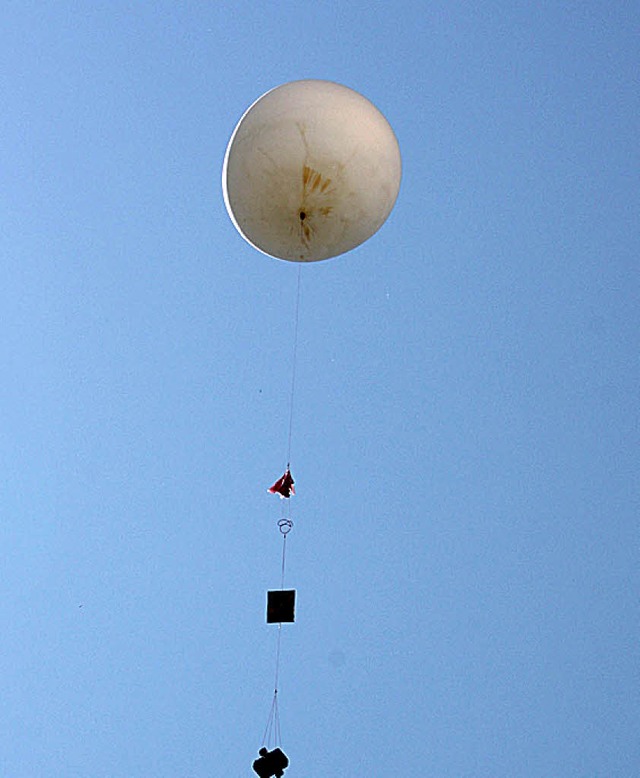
[222,80,401,263]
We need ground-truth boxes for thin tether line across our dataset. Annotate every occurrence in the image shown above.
[261,265,300,752]
[261,687,281,748]
[286,265,302,468]
[273,625,283,693]
[261,624,283,748]
[280,534,287,590]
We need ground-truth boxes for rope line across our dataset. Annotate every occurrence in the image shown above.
[280,534,287,589]
[261,688,281,748]
[261,266,301,753]
[262,625,284,748]
[274,624,282,692]
[286,265,302,467]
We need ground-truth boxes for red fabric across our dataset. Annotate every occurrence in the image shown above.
[268,469,295,498]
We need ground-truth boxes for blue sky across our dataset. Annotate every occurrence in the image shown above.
[1,2,638,776]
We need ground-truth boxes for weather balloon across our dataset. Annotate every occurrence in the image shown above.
[223,79,401,262]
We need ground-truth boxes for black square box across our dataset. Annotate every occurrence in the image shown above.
[266,589,296,623]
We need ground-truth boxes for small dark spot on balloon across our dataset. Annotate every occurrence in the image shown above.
[299,211,306,221]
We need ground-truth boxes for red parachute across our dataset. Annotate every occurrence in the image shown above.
[267,469,295,499]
